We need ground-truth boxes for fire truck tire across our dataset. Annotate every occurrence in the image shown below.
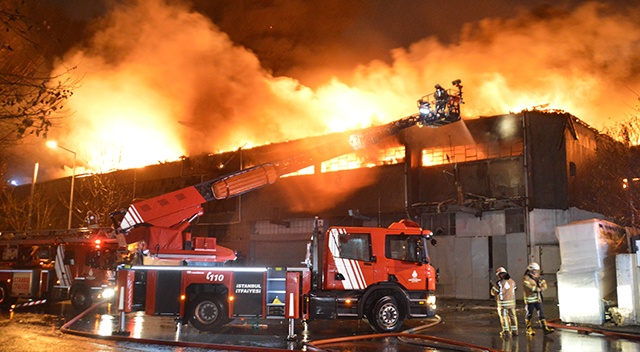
[189,294,226,331]
[70,288,92,312]
[0,284,17,308]
[367,295,404,333]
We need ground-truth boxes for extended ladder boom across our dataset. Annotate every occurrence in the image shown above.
[112,82,463,234]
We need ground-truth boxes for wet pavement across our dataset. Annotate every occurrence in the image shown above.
[15,298,640,351]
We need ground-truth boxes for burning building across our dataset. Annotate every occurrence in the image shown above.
[4,109,620,300]
[196,110,608,300]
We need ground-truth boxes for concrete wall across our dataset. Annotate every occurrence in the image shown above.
[250,219,315,267]
[429,207,603,300]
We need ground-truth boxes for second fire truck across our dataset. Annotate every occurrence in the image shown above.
[0,227,123,311]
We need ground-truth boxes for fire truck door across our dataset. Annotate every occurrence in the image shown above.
[325,229,373,290]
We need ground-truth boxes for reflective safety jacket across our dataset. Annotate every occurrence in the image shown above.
[491,277,517,308]
[523,272,547,304]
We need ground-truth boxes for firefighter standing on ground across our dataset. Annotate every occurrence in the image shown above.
[523,262,555,335]
[491,267,518,337]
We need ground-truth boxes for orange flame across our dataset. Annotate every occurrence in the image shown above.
[44,1,639,177]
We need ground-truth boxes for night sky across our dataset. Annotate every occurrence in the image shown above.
[45,0,639,85]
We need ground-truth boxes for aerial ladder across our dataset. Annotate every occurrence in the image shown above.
[109,81,463,258]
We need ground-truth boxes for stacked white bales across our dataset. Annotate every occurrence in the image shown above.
[556,219,628,324]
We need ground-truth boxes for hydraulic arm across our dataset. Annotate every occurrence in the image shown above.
[111,81,463,234]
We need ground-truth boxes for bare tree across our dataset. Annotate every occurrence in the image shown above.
[597,116,640,226]
[75,171,133,228]
[573,109,640,226]
[0,1,79,230]
[0,186,54,231]
[0,0,77,144]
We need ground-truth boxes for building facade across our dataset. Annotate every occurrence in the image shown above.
[190,111,605,299]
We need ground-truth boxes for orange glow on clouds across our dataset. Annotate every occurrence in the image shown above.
[69,71,185,171]
[45,1,639,176]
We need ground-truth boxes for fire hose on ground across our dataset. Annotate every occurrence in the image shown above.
[546,318,640,341]
[58,304,498,352]
[305,315,502,352]
[56,303,640,351]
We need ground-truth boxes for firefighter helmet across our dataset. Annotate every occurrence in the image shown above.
[496,267,507,276]
[527,262,540,271]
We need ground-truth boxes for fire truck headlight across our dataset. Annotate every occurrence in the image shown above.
[426,295,436,306]
[102,288,116,299]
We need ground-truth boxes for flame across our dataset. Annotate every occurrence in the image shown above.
[69,71,185,171]
[314,81,389,132]
[41,1,639,178]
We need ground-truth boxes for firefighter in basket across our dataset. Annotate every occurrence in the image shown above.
[491,267,518,337]
[523,262,554,335]
[434,84,449,117]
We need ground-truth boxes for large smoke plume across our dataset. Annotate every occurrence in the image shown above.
[40,0,639,177]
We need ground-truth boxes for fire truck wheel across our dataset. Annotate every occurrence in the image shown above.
[70,289,92,311]
[368,296,404,333]
[189,294,226,331]
[0,284,16,308]
[0,285,6,306]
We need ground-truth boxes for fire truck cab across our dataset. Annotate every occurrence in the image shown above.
[312,219,437,332]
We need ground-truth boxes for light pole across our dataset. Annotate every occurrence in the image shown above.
[27,162,39,230]
[47,141,76,229]
[623,177,639,227]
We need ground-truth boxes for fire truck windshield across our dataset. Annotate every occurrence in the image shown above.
[87,247,121,270]
[385,235,429,263]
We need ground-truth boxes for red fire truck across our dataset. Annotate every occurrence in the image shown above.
[111,85,462,333]
[0,228,124,311]
[117,218,437,333]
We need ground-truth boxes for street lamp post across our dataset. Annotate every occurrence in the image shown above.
[47,141,76,229]
[27,162,39,230]
[623,177,639,227]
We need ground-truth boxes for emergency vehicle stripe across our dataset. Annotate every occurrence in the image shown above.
[328,230,350,289]
[348,258,367,288]
[55,245,72,287]
[122,205,144,229]
[342,258,357,289]
[11,299,47,309]
[347,258,365,289]
[328,229,365,290]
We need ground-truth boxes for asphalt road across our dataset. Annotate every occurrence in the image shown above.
[2,299,640,352]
